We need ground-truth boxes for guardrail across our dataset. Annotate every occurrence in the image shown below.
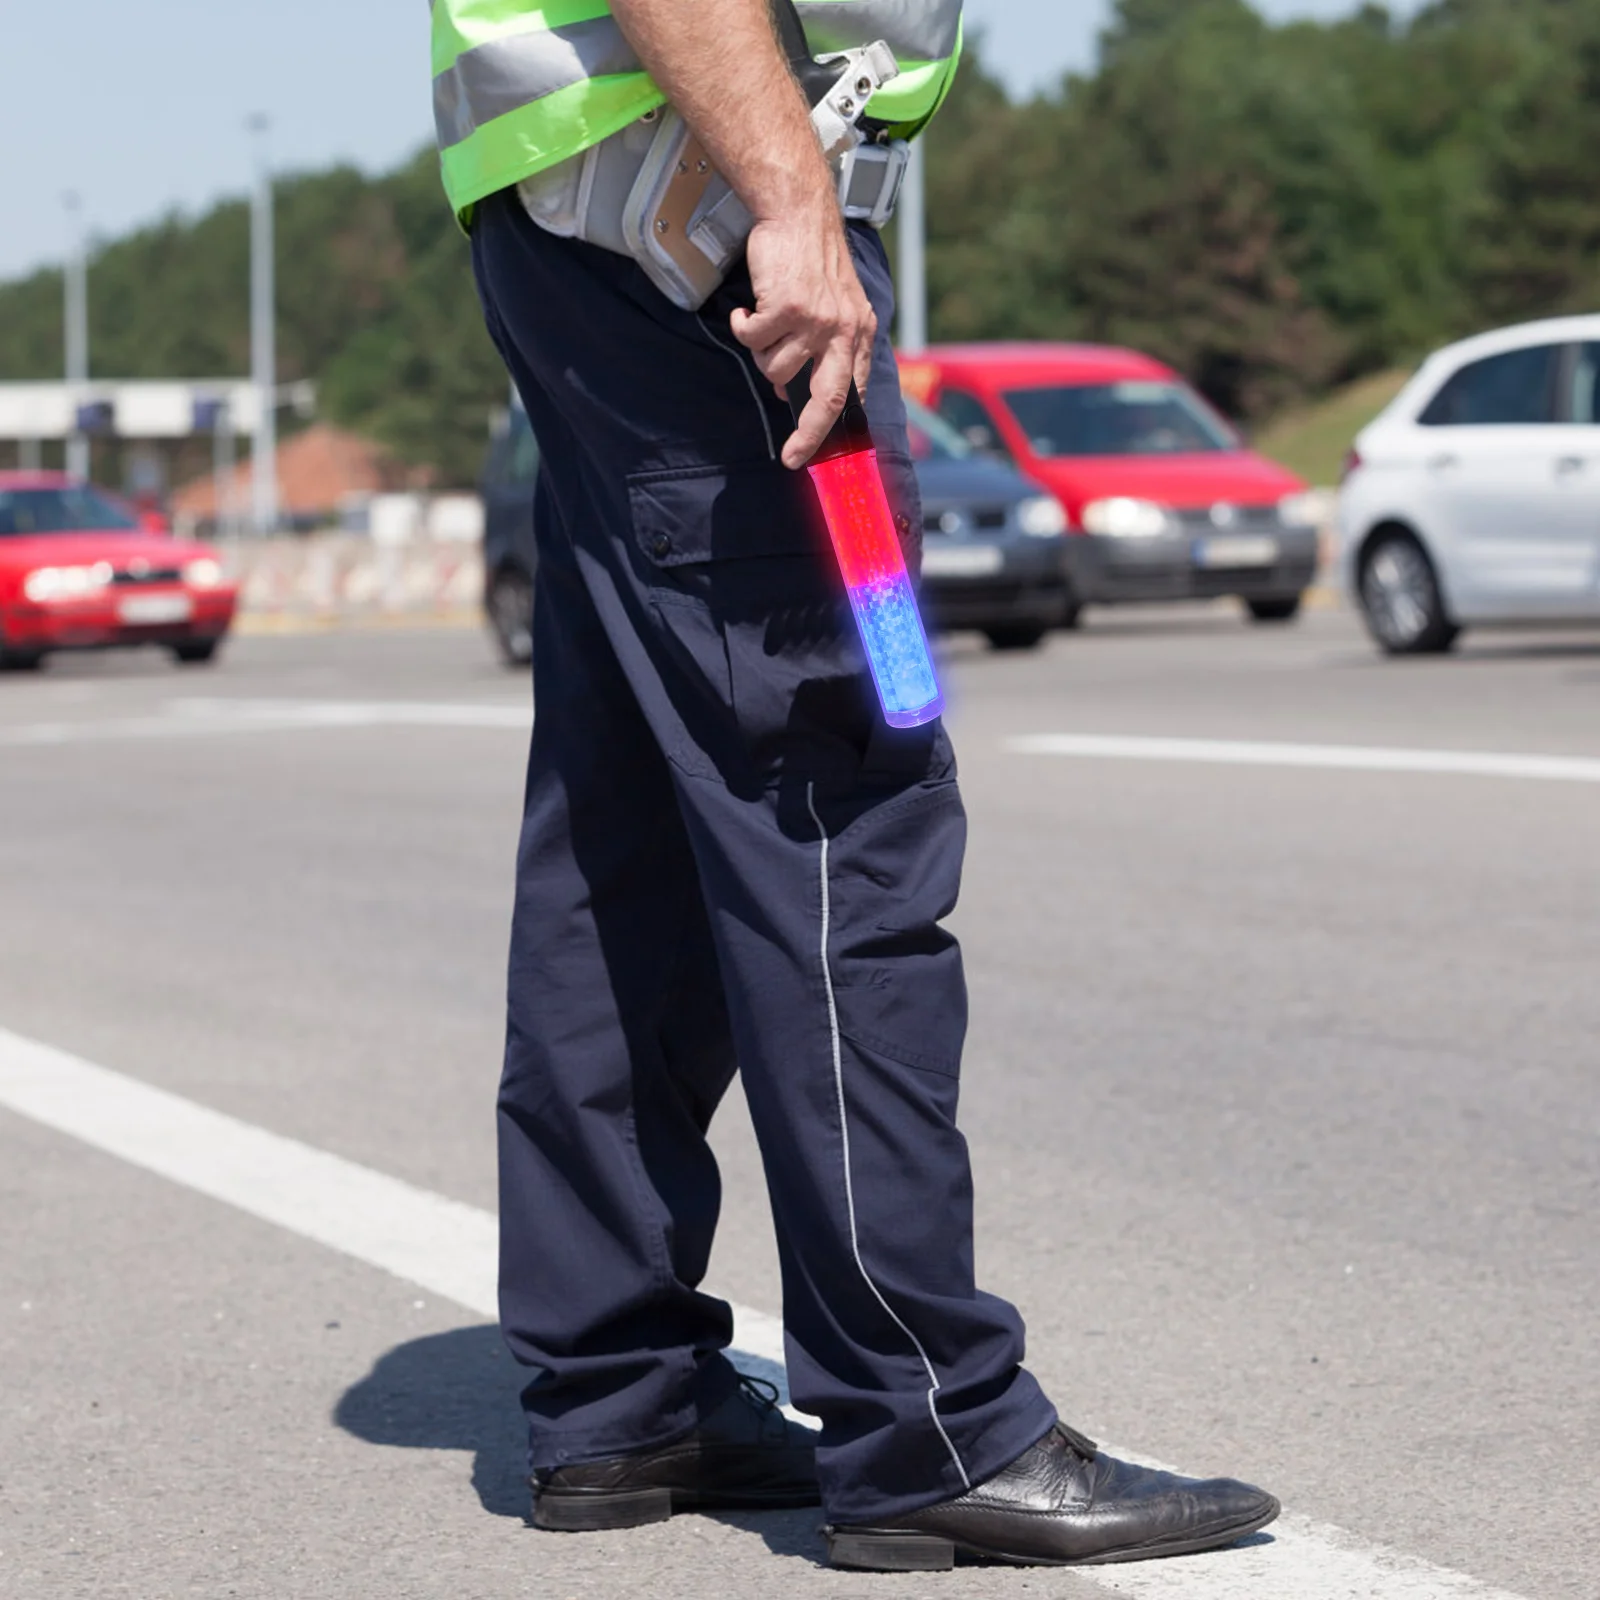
[221,534,484,626]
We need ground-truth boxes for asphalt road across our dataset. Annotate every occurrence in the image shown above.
[2,604,1597,1600]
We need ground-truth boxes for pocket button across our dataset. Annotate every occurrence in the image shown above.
[650,533,673,558]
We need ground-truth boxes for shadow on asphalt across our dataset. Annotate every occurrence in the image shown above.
[701,1512,1278,1570]
[1452,639,1600,663]
[331,1325,834,1559]
[333,1324,529,1519]
[703,1507,829,1565]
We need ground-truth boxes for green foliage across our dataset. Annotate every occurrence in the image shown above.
[1253,368,1411,483]
[4,0,1600,482]
[1462,0,1600,320]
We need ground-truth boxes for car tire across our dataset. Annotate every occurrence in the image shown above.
[170,639,221,666]
[488,566,535,668]
[0,648,44,672]
[984,623,1048,651]
[1358,531,1459,655]
[1246,595,1303,623]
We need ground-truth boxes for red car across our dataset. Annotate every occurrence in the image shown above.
[0,472,238,669]
[899,344,1320,624]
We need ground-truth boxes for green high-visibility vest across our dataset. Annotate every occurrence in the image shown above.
[433,0,963,224]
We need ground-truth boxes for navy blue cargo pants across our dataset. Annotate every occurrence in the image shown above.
[471,187,1054,1523]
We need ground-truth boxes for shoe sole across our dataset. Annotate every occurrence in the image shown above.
[534,1486,821,1532]
[825,1499,1281,1572]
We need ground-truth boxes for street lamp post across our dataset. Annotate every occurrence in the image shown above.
[897,139,928,355]
[248,115,278,536]
[217,403,237,539]
[63,192,90,481]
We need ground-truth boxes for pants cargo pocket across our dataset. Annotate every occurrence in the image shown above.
[627,461,879,789]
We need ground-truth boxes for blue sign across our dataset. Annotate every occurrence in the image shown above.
[193,397,228,433]
[75,400,114,435]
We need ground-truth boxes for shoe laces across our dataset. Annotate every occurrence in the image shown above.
[736,1372,794,1443]
[738,1372,782,1410]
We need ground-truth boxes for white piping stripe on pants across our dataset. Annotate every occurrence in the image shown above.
[805,782,971,1490]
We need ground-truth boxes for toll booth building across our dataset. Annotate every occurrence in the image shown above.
[0,380,306,515]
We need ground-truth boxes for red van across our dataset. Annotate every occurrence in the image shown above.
[899,344,1319,624]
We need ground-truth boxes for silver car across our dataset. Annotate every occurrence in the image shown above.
[1340,315,1600,654]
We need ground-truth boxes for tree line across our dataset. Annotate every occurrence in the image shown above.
[1,0,1597,487]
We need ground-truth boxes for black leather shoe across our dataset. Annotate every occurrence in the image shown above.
[531,1375,819,1531]
[826,1422,1279,1570]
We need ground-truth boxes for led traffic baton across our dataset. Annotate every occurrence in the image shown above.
[790,371,944,728]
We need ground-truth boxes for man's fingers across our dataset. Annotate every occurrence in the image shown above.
[752,335,813,392]
[731,215,876,467]
[850,302,877,396]
[852,330,874,398]
[781,346,853,470]
[782,396,833,470]
[731,301,809,355]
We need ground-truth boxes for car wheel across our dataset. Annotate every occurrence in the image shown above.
[1246,595,1303,623]
[170,639,221,666]
[1358,532,1459,655]
[0,648,44,672]
[488,566,534,667]
[984,623,1048,651]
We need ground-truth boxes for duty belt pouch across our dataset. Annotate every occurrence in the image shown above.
[620,114,757,312]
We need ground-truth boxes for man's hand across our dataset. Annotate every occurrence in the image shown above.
[731,203,876,469]
[611,0,875,467]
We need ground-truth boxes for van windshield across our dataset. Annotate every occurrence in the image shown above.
[903,397,972,461]
[1001,382,1236,458]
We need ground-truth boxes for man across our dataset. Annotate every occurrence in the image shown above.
[433,0,1279,1570]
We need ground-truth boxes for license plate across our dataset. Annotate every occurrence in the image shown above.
[1195,535,1278,569]
[118,593,193,625]
[921,544,1004,578]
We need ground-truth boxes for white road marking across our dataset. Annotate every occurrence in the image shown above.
[0,1023,785,1390]
[1008,732,1600,785]
[0,1023,1530,1600]
[0,1025,501,1314]
[0,698,529,748]
[1070,1504,1529,1598]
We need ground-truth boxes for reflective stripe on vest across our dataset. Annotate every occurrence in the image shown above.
[433,0,962,220]
[434,14,638,151]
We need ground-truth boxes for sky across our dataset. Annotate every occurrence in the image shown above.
[0,0,1418,285]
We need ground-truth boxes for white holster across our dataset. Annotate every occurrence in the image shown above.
[517,41,908,311]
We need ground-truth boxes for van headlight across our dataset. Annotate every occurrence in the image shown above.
[184,557,224,589]
[1277,491,1325,528]
[1015,495,1068,537]
[1080,497,1173,538]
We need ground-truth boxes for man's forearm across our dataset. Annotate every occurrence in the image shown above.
[611,0,876,466]
[609,0,835,225]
